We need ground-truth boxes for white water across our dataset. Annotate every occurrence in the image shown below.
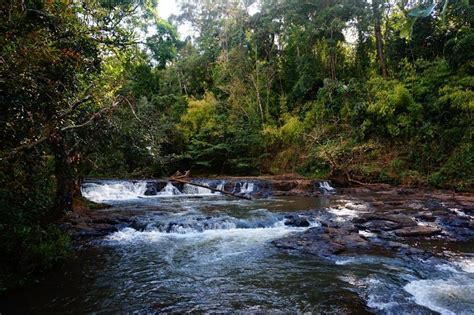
[456,257,474,273]
[319,181,335,193]
[327,201,369,221]
[182,183,214,195]
[404,276,474,315]
[334,254,474,314]
[81,181,148,202]
[216,181,225,191]
[159,182,183,196]
[81,180,256,203]
[240,182,255,194]
[106,220,308,245]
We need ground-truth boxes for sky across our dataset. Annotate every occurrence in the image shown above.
[157,0,179,20]
[156,1,355,43]
[156,0,260,39]
[157,0,193,38]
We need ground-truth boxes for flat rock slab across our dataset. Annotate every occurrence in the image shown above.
[273,226,373,258]
[394,226,442,237]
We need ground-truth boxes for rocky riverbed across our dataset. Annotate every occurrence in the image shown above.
[274,187,473,261]
[64,180,473,250]
[33,178,472,314]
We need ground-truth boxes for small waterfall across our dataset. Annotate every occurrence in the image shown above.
[240,182,255,194]
[81,179,259,203]
[158,183,182,196]
[81,181,148,202]
[319,181,335,194]
[216,181,225,191]
[182,184,210,195]
[162,220,238,234]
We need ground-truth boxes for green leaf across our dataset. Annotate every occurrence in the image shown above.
[400,18,417,40]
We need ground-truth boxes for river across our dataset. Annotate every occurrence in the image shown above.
[1,179,473,314]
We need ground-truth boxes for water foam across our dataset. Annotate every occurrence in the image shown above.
[240,182,255,194]
[182,183,214,195]
[327,201,368,220]
[404,276,474,315]
[358,230,376,238]
[319,181,335,193]
[455,257,474,274]
[81,181,147,202]
[81,180,229,202]
[106,220,306,245]
[158,182,183,196]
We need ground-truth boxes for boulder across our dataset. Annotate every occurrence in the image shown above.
[356,219,401,232]
[284,216,310,227]
[415,213,436,222]
[394,226,442,237]
[273,225,372,258]
[271,181,298,191]
[144,186,157,196]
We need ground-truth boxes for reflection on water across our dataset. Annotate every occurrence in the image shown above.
[1,189,472,314]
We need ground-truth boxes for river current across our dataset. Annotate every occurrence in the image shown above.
[1,180,473,314]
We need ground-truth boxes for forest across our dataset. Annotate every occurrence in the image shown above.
[1,0,473,296]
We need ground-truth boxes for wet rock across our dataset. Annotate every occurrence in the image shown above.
[91,217,121,225]
[437,214,474,240]
[273,226,344,257]
[463,208,474,216]
[273,225,372,258]
[394,226,442,237]
[426,199,444,211]
[70,223,117,238]
[386,200,405,207]
[406,202,425,210]
[439,215,472,228]
[357,219,402,232]
[396,188,416,195]
[295,180,314,191]
[415,213,436,222]
[271,191,292,197]
[272,181,298,191]
[144,186,157,196]
[354,213,417,228]
[130,221,148,231]
[284,216,310,227]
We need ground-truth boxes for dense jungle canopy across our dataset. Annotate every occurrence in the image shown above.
[0,0,473,290]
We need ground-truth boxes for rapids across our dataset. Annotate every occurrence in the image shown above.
[1,179,473,314]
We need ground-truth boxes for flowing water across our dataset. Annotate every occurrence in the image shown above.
[1,180,473,314]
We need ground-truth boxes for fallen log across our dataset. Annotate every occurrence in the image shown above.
[170,177,252,200]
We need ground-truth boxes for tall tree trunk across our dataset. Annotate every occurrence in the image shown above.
[253,45,264,123]
[329,48,337,80]
[328,30,337,80]
[373,1,388,79]
[50,132,74,215]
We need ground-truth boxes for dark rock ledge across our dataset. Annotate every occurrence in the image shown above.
[273,194,473,261]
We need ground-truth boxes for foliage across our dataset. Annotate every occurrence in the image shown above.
[364,78,422,138]
[1,0,473,293]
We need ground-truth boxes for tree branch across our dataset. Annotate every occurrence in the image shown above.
[1,97,124,161]
[57,94,92,120]
[60,98,122,132]
[0,136,49,161]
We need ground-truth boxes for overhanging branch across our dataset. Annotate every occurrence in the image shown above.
[1,97,125,161]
